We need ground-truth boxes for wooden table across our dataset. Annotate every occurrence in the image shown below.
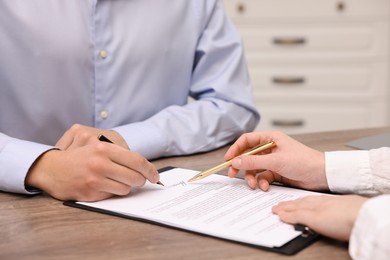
[2,127,389,259]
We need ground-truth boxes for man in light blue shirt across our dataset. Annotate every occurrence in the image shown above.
[0,1,259,201]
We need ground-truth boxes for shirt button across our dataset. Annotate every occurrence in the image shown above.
[99,50,108,59]
[100,110,109,119]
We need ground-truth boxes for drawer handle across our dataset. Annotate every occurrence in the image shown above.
[237,3,245,14]
[273,37,306,46]
[272,120,304,127]
[273,77,305,85]
[337,2,346,12]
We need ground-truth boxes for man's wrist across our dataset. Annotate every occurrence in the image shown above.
[25,149,60,192]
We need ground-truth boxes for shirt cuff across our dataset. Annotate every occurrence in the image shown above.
[0,139,54,194]
[325,151,372,194]
[349,195,390,259]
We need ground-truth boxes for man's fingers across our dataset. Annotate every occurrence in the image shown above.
[97,159,148,188]
[103,144,159,183]
[98,178,133,197]
[55,130,74,149]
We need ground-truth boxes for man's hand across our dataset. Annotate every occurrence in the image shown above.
[55,124,129,150]
[26,131,159,202]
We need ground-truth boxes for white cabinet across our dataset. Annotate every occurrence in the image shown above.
[224,0,390,134]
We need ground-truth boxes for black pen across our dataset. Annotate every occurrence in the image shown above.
[98,134,164,186]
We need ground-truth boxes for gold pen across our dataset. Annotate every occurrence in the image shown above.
[188,141,276,183]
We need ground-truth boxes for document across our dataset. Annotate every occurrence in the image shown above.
[74,168,321,249]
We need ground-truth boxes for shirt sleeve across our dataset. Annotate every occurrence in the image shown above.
[0,133,54,194]
[325,148,390,195]
[349,195,390,260]
[113,1,259,160]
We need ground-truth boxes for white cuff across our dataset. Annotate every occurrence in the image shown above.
[325,151,372,194]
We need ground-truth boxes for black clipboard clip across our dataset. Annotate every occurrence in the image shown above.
[294,224,316,238]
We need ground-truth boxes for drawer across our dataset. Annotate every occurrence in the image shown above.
[249,62,388,99]
[255,102,389,134]
[240,22,389,62]
[224,0,390,20]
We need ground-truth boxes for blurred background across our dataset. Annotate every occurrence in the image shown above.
[224,0,390,134]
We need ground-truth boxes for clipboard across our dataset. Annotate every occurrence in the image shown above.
[64,166,319,255]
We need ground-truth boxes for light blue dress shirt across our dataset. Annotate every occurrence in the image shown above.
[0,0,259,194]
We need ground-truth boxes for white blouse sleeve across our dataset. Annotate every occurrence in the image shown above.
[325,148,390,195]
[349,195,390,260]
[325,148,390,259]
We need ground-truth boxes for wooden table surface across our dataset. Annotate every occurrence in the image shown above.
[2,127,389,260]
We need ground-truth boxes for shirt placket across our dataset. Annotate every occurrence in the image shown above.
[93,0,112,128]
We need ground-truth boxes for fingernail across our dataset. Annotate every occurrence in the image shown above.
[154,174,160,183]
[250,179,256,189]
[245,177,255,189]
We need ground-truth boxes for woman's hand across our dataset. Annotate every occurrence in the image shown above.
[224,131,328,191]
[272,195,368,241]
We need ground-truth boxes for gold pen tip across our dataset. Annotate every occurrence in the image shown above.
[187,174,202,183]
